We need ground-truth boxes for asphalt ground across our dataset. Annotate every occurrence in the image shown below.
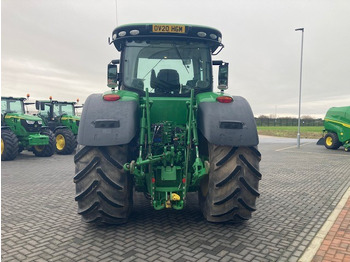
[1,136,350,262]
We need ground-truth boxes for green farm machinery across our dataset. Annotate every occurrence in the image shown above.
[36,99,81,155]
[74,23,262,224]
[323,106,350,151]
[1,96,55,161]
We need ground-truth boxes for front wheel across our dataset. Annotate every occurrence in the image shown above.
[199,145,262,223]
[74,145,133,225]
[324,133,341,150]
[55,128,76,155]
[1,129,19,161]
[33,129,55,157]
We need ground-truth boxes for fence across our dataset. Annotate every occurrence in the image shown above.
[255,118,324,126]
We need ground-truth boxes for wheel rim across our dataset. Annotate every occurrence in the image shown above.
[34,145,44,152]
[56,134,65,151]
[1,138,4,155]
[325,136,333,146]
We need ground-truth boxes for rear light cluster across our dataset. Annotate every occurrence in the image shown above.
[103,94,121,101]
[216,96,233,103]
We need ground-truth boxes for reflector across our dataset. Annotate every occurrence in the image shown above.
[216,96,233,103]
[103,94,120,101]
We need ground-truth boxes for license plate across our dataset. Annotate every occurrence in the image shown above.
[152,24,185,33]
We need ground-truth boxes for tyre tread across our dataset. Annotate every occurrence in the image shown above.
[216,147,238,167]
[78,201,99,215]
[239,154,262,180]
[214,188,241,206]
[97,191,124,208]
[100,147,123,169]
[74,145,132,225]
[216,166,241,187]
[97,167,123,190]
[238,198,256,212]
[239,177,260,197]
[212,207,239,218]
[74,146,92,163]
[199,145,261,223]
[75,180,99,201]
[74,156,100,182]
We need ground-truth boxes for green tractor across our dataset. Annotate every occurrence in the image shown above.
[36,99,81,155]
[74,23,262,224]
[323,106,350,151]
[1,96,55,161]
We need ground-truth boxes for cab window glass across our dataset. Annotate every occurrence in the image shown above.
[123,41,211,96]
[54,104,74,116]
[1,100,7,114]
[1,100,24,114]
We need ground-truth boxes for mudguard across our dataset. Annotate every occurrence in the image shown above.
[198,96,259,146]
[77,93,139,146]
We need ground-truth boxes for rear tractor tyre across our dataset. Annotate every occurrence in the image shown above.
[74,145,133,225]
[324,133,341,150]
[33,129,55,157]
[199,145,262,223]
[55,128,76,155]
[1,129,19,161]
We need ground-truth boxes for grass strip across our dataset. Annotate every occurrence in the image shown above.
[257,126,323,139]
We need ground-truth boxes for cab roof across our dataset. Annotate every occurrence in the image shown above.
[37,100,76,105]
[111,23,223,52]
[1,96,26,101]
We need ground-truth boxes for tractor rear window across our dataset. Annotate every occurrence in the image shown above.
[122,41,212,96]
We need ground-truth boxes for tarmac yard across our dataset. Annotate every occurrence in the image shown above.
[2,136,350,261]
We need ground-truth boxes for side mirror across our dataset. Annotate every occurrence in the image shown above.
[218,63,229,91]
[35,101,45,111]
[107,64,118,88]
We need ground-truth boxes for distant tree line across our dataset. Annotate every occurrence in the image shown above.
[255,115,323,126]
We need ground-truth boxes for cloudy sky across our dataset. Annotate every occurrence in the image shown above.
[2,0,350,118]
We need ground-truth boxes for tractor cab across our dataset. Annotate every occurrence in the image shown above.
[36,100,80,134]
[107,24,229,96]
[36,99,80,155]
[1,97,25,115]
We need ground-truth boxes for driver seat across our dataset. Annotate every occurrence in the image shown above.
[152,69,180,94]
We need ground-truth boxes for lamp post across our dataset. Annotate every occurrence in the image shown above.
[295,28,304,148]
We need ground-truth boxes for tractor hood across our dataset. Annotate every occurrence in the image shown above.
[4,113,43,122]
[61,115,80,121]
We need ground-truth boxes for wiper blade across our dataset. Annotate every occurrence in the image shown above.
[142,58,164,80]
[173,44,189,74]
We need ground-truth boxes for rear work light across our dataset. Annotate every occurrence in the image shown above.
[216,96,233,103]
[103,94,121,101]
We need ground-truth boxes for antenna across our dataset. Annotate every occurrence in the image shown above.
[115,0,118,26]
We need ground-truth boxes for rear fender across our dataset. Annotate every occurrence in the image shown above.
[77,93,139,146]
[197,96,259,146]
